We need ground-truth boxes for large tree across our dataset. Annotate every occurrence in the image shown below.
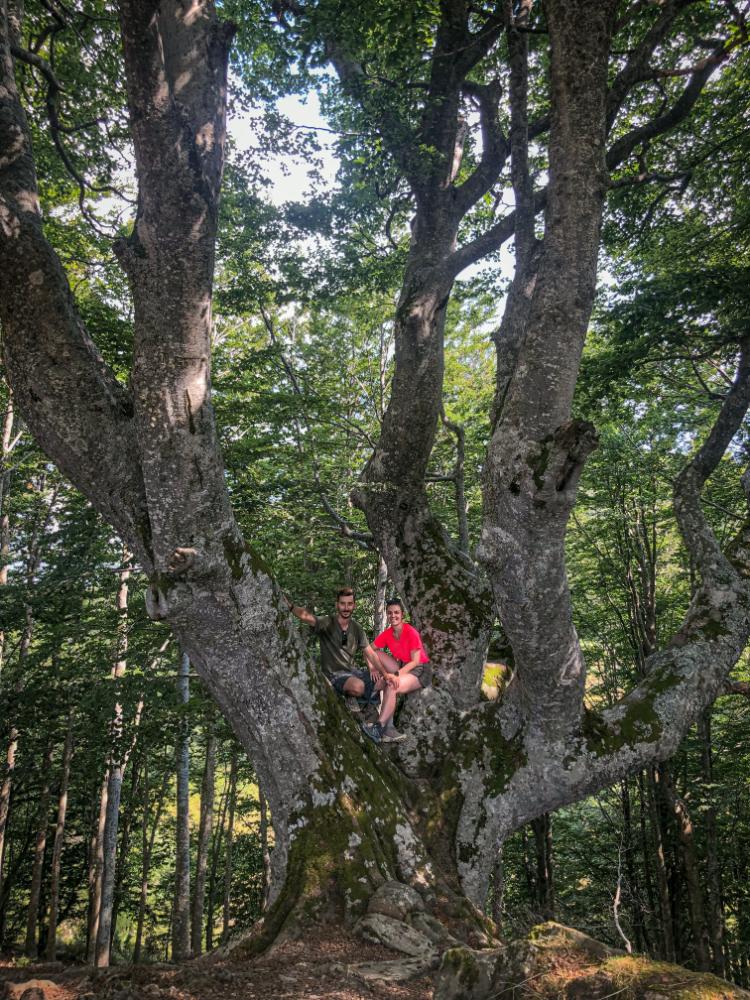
[2,0,750,949]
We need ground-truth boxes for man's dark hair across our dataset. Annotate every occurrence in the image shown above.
[385,598,404,611]
[337,588,355,601]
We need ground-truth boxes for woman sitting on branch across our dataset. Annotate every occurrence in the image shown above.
[362,598,431,744]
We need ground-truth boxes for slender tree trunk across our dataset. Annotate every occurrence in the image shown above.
[0,387,16,671]
[648,768,676,962]
[86,773,109,962]
[191,725,215,955]
[440,408,470,555]
[0,726,17,937]
[111,752,141,948]
[96,552,135,967]
[0,395,15,933]
[221,749,237,945]
[96,766,126,966]
[620,778,646,953]
[661,767,710,970]
[133,765,170,965]
[490,848,504,929]
[259,787,272,914]
[521,827,535,907]
[24,744,54,956]
[531,813,554,920]
[374,554,388,635]
[46,711,74,960]
[206,779,228,953]
[173,652,191,961]
[698,710,726,977]
[0,596,34,926]
[637,771,658,953]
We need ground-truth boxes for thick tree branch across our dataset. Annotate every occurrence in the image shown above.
[461,362,750,903]
[0,2,148,556]
[506,1,534,270]
[452,78,508,218]
[116,0,238,572]
[444,189,547,281]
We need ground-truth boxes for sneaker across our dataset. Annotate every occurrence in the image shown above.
[381,726,407,743]
[345,696,362,714]
[362,722,384,743]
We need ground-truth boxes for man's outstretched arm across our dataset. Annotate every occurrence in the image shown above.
[284,596,317,627]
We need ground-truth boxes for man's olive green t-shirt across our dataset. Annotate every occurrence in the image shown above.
[312,615,369,680]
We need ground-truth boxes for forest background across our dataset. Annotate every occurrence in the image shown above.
[1,0,750,987]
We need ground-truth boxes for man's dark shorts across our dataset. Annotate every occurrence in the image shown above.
[331,669,379,704]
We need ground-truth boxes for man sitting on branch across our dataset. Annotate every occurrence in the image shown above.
[285,587,392,716]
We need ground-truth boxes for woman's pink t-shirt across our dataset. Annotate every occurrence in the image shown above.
[373,622,429,664]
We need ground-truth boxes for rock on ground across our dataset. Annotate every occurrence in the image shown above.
[434,922,750,1000]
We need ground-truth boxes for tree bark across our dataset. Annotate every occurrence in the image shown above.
[173,652,191,961]
[648,767,676,963]
[191,723,216,956]
[46,711,74,960]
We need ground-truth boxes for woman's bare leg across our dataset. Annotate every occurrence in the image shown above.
[373,651,422,728]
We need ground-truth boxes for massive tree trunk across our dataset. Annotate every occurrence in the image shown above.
[2,0,750,951]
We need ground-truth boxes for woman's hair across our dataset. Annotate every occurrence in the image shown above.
[385,598,404,611]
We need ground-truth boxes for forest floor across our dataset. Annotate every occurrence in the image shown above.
[0,931,434,1000]
[6,922,750,999]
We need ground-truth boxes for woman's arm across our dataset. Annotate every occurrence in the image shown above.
[398,651,422,676]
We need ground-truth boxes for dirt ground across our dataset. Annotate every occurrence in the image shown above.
[0,932,435,1000]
